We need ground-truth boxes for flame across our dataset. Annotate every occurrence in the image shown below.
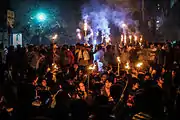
[136,62,143,68]
[77,33,82,39]
[106,37,110,43]
[124,35,127,44]
[52,63,58,70]
[88,64,96,70]
[125,62,130,69]
[134,35,138,42]
[117,57,121,63]
[84,22,88,31]
[52,34,58,40]
[121,35,124,42]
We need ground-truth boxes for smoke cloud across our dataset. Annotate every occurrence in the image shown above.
[81,0,134,39]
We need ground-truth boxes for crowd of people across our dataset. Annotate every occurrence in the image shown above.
[0,41,180,120]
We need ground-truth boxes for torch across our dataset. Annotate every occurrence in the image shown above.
[121,34,124,44]
[129,35,132,43]
[117,57,121,76]
[84,22,88,38]
[125,62,130,73]
[52,34,58,63]
[124,35,127,45]
[136,62,143,70]
[87,64,96,95]
[51,34,58,83]
[136,62,143,67]
[139,35,143,46]
[134,35,138,45]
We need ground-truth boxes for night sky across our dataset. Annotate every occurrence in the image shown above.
[10,0,87,35]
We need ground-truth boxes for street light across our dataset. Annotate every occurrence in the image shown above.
[36,12,46,22]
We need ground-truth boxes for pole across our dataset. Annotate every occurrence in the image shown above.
[118,62,120,76]
[52,39,55,63]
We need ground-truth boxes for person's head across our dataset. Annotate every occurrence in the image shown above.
[161,67,166,74]
[101,74,108,83]
[132,78,140,90]
[78,70,84,76]
[172,70,176,78]
[73,64,78,69]
[106,45,111,52]
[157,76,164,85]
[105,80,112,89]
[79,82,85,91]
[120,70,127,78]
[144,73,151,81]
[41,80,47,87]
[151,69,157,75]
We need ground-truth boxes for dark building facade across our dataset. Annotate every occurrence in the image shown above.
[0,0,10,30]
[141,0,172,41]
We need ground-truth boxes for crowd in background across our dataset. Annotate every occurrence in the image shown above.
[0,41,180,120]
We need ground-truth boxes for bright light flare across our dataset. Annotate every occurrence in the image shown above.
[52,63,58,70]
[93,40,96,45]
[106,37,110,43]
[129,35,132,40]
[125,62,130,69]
[76,28,81,33]
[36,13,46,22]
[88,64,96,70]
[84,22,88,31]
[52,34,58,40]
[77,33,82,39]
[136,62,143,68]
[134,35,138,41]
[121,35,124,42]
[140,35,143,42]
[117,57,121,63]
[122,23,127,28]
[124,35,127,44]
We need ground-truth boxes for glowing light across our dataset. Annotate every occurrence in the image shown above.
[36,13,46,22]
[129,35,132,40]
[121,34,124,42]
[125,62,130,69]
[52,63,58,70]
[134,35,137,42]
[76,28,81,33]
[93,40,96,44]
[77,33,82,39]
[84,22,88,31]
[136,62,143,68]
[124,35,127,44]
[122,23,127,28]
[129,35,132,43]
[52,34,58,40]
[47,68,51,72]
[140,35,143,41]
[106,37,110,43]
[117,57,121,63]
[88,64,96,70]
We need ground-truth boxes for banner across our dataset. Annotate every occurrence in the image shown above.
[12,33,22,47]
